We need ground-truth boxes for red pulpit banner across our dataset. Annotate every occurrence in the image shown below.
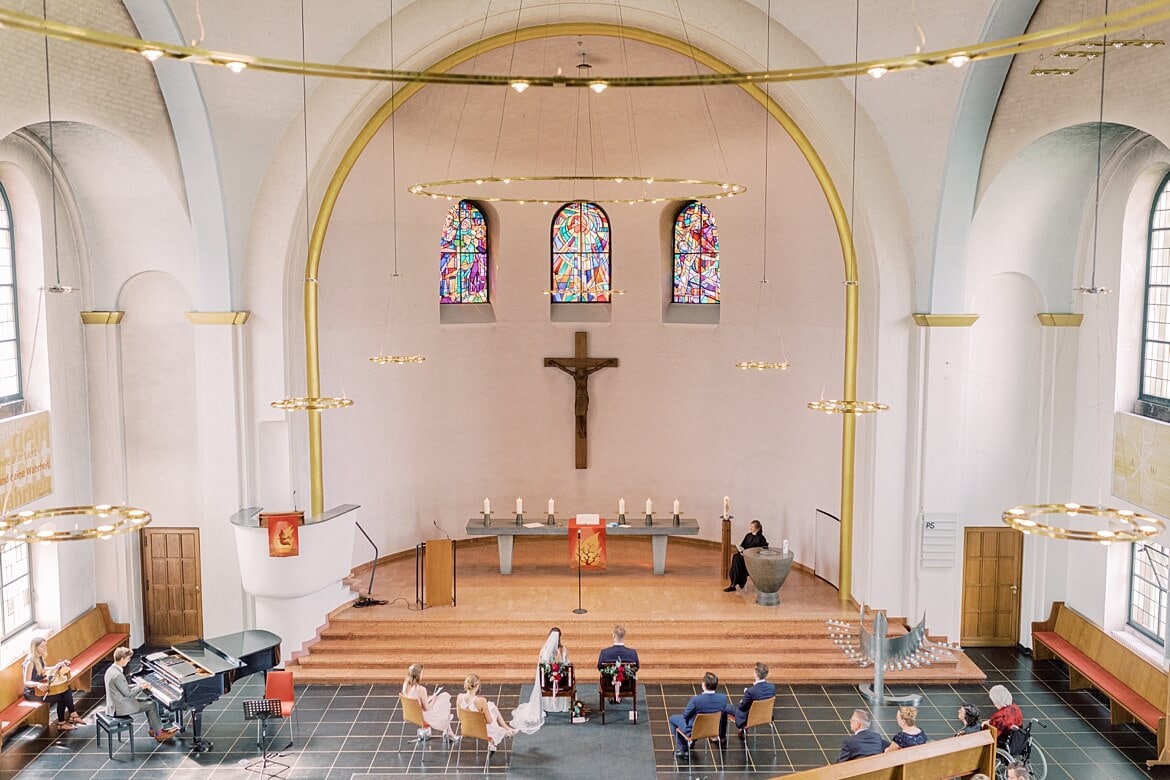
[262,511,304,558]
[569,516,607,570]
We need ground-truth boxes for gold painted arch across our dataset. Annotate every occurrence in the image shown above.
[301,22,861,601]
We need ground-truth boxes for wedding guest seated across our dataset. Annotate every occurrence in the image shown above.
[104,647,179,743]
[22,637,84,730]
[724,519,768,591]
[668,672,738,760]
[734,661,776,734]
[955,702,981,736]
[984,684,1022,747]
[884,705,927,751]
[402,663,457,743]
[837,709,889,762]
[1005,763,1028,780]
[457,673,516,753]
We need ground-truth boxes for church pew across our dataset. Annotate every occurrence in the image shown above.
[776,730,996,779]
[0,603,128,746]
[1031,601,1168,766]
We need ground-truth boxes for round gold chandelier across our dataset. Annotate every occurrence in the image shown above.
[369,354,426,365]
[408,176,745,205]
[1,4,1168,88]
[807,399,889,414]
[0,504,151,543]
[735,360,790,371]
[1002,503,1165,542]
[271,396,355,411]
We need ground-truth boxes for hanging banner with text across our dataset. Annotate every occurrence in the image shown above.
[0,410,52,511]
[262,511,304,557]
[569,515,607,570]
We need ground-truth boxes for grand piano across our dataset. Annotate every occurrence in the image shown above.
[132,629,281,751]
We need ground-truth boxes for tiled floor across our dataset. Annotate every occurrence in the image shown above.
[2,648,1163,778]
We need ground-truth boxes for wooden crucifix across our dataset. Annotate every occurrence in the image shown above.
[544,332,619,469]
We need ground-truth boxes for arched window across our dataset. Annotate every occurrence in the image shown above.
[0,184,19,403]
[551,201,611,302]
[1129,540,1168,645]
[1140,173,1170,407]
[672,201,720,304]
[0,180,30,639]
[439,200,488,304]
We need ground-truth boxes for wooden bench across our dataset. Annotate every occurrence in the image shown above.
[778,729,996,778]
[1032,600,1169,767]
[0,604,129,746]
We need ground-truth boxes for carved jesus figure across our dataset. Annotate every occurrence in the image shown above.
[551,362,617,438]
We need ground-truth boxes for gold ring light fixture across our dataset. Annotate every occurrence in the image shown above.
[0,504,151,543]
[407,176,745,206]
[1003,503,1164,543]
[1,3,1169,88]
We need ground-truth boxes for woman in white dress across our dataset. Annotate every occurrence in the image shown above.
[401,663,457,742]
[511,627,569,734]
[458,673,516,752]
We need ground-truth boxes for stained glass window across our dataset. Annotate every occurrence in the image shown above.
[0,184,19,403]
[551,201,611,302]
[672,201,720,304]
[439,200,488,304]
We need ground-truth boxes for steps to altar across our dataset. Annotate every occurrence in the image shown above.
[287,537,985,686]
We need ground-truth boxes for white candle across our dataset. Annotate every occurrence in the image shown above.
[516,498,523,514]
[673,499,680,515]
[645,498,653,515]
[548,498,555,515]
[723,496,730,516]
[783,539,790,554]
[619,498,626,515]
[484,498,491,514]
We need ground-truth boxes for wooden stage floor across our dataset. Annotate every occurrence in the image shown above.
[290,536,986,686]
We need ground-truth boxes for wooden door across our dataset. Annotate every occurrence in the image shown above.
[960,527,1023,646]
[141,527,203,645]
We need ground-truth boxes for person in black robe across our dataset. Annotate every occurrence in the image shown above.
[725,519,768,591]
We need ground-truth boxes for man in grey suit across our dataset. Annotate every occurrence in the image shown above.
[104,647,178,742]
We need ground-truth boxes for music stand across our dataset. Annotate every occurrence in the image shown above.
[240,698,288,777]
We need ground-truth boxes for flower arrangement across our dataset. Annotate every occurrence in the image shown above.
[601,661,636,703]
[540,661,573,692]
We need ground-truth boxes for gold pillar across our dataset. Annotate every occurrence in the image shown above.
[301,22,861,600]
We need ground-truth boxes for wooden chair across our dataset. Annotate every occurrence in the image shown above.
[456,705,508,773]
[539,662,575,711]
[739,696,779,760]
[398,694,430,756]
[599,668,637,724]
[676,711,724,769]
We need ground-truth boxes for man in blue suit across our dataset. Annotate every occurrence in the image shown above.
[734,661,776,732]
[837,709,889,762]
[668,672,738,759]
[596,625,639,669]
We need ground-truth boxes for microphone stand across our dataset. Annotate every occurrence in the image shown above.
[573,529,587,614]
[353,522,388,608]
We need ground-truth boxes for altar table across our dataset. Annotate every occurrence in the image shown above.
[464,517,700,575]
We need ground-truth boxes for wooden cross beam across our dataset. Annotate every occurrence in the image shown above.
[544,332,619,469]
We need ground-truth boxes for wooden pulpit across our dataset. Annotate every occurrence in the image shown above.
[422,538,455,608]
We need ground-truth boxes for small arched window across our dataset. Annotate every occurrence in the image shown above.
[1140,173,1170,406]
[672,201,720,304]
[439,200,488,303]
[551,201,611,302]
[0,182,20,402]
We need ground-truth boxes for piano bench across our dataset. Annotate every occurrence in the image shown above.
[95,712,135,758]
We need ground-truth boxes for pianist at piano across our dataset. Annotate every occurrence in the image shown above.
[104,647,179,743]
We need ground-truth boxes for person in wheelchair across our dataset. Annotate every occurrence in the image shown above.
[984,685,1023,749]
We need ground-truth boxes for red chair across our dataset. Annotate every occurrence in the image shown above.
[265,670,298,738]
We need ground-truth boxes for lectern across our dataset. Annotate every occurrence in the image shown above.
[415,538,456,608]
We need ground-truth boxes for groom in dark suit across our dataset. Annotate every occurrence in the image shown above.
[668,672,738,759]
[837,709,889,761]
[596,625,639,669]
[734,661,776,732]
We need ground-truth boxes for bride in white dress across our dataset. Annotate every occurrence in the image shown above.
[511,627,570,734]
